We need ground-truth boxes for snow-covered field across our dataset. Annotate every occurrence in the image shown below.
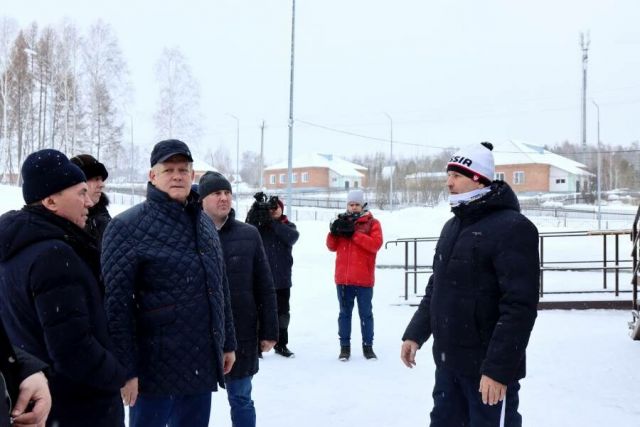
[1,184,639,426]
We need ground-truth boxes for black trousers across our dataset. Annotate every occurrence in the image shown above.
[276,288,291,346]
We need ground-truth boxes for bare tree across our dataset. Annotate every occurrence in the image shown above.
[153,46,203,145]
[0,17,18,181]
[82,20,126,162]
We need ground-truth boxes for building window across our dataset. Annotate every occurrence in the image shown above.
[279,173,286,184]
[269,174,275,184]
[292,173,298,183]
[513,171,525,185]
[555,178,566,184]
[302,172,309,183]
[354,181,359,188]
[495,172,505,181]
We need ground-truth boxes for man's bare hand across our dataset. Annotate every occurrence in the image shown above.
[11,371,50,427]
[121,377,139,407]
[400,340,419,368]
[260,340,276,353]
[479,375,506,405]
[223,351,236,374]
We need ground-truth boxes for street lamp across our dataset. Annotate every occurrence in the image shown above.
[592,99,602,229]
[286,0,296,218]
[226,113,240,202]
[383,112,393,211]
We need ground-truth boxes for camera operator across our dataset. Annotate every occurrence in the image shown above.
[326,189,383,362]
[246,193,299,358]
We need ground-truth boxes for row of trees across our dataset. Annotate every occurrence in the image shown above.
[0,17,128,184]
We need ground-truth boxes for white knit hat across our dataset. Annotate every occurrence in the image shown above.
[347,189,364,205]
[446,142,495,186]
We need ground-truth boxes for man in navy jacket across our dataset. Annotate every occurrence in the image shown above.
[199,171,278,427]
[102,140,236,427]
[401,142,539,427]
[0,149,126,426]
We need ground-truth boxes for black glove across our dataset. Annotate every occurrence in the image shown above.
[247,207,272,228]
[330,217,355,238]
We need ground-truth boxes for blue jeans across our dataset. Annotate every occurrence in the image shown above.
[226,376,256,427]
[129,392,211,427]
[430,367,522,427]
[336,285,374,346]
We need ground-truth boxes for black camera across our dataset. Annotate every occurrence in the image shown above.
[252,192,279,211]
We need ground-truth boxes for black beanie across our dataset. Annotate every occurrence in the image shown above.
[198,171,232,200]
[70,154,108,180]
[21,149,87,204]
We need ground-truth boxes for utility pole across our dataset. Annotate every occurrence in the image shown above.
[592,99,602,229]
[580,32,590,168]
[286,0,296,218]
[383,112,393,211]
[259,120,265,188]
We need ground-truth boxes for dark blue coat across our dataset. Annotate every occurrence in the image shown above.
[217,209,278,379]
[258,216,299,289]
[0,206,126,427]
[402,181,539,385]
[102,184,236,395]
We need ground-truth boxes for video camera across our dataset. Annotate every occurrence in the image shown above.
[252,191,279,211]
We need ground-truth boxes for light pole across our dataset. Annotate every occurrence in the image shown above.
[286,0,296,218]
[227,114,240,202]
[383,112,393,211]
[592,99,601,229]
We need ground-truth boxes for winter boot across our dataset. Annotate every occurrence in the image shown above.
[274,344,295,358]
[339,345,351,362]
[363,345,377,360]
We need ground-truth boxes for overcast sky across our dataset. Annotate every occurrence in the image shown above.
[4,0,640,165]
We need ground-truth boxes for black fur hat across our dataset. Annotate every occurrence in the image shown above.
[70,154,108,181]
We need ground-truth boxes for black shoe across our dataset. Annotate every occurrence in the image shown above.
[363,345,377,360]
[274,344,295,358]
[339,345,351,361]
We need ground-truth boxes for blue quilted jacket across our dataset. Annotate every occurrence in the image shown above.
[102,184,236,395]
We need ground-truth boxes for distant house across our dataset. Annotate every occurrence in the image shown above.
[263,153,367,191]
[494,140,593,193]
[191,158,218,182]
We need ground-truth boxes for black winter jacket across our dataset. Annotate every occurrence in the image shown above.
[86,193,111,248]
[0,206,126,426]
[257,216,299,289]
[402,181,539,385]
[0,320,47,427]
[217,209,278,379]
[102,184,236,395]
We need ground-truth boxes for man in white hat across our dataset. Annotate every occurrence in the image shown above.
[400,142,539,427]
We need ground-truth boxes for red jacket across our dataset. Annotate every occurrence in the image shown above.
[326,212,383,287]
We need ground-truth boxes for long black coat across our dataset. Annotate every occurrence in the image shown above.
[258,216,299,289]
[0,206,126,427]
[402,181,539,385]
[102,184,236,395]
[0,320,47,427]
[217,209,278,379]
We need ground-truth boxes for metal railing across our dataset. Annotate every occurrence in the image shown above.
[385,230,633,302]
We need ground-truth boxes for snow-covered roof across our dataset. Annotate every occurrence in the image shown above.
[265,152,366,177]
[192,157,217,172]
[494,140,594,177]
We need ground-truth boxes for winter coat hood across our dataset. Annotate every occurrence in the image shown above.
[0,206,97,263]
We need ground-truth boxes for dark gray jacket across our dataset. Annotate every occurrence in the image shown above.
[217,209,278,379]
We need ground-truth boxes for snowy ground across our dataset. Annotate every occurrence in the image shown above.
[1,184,640,426]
